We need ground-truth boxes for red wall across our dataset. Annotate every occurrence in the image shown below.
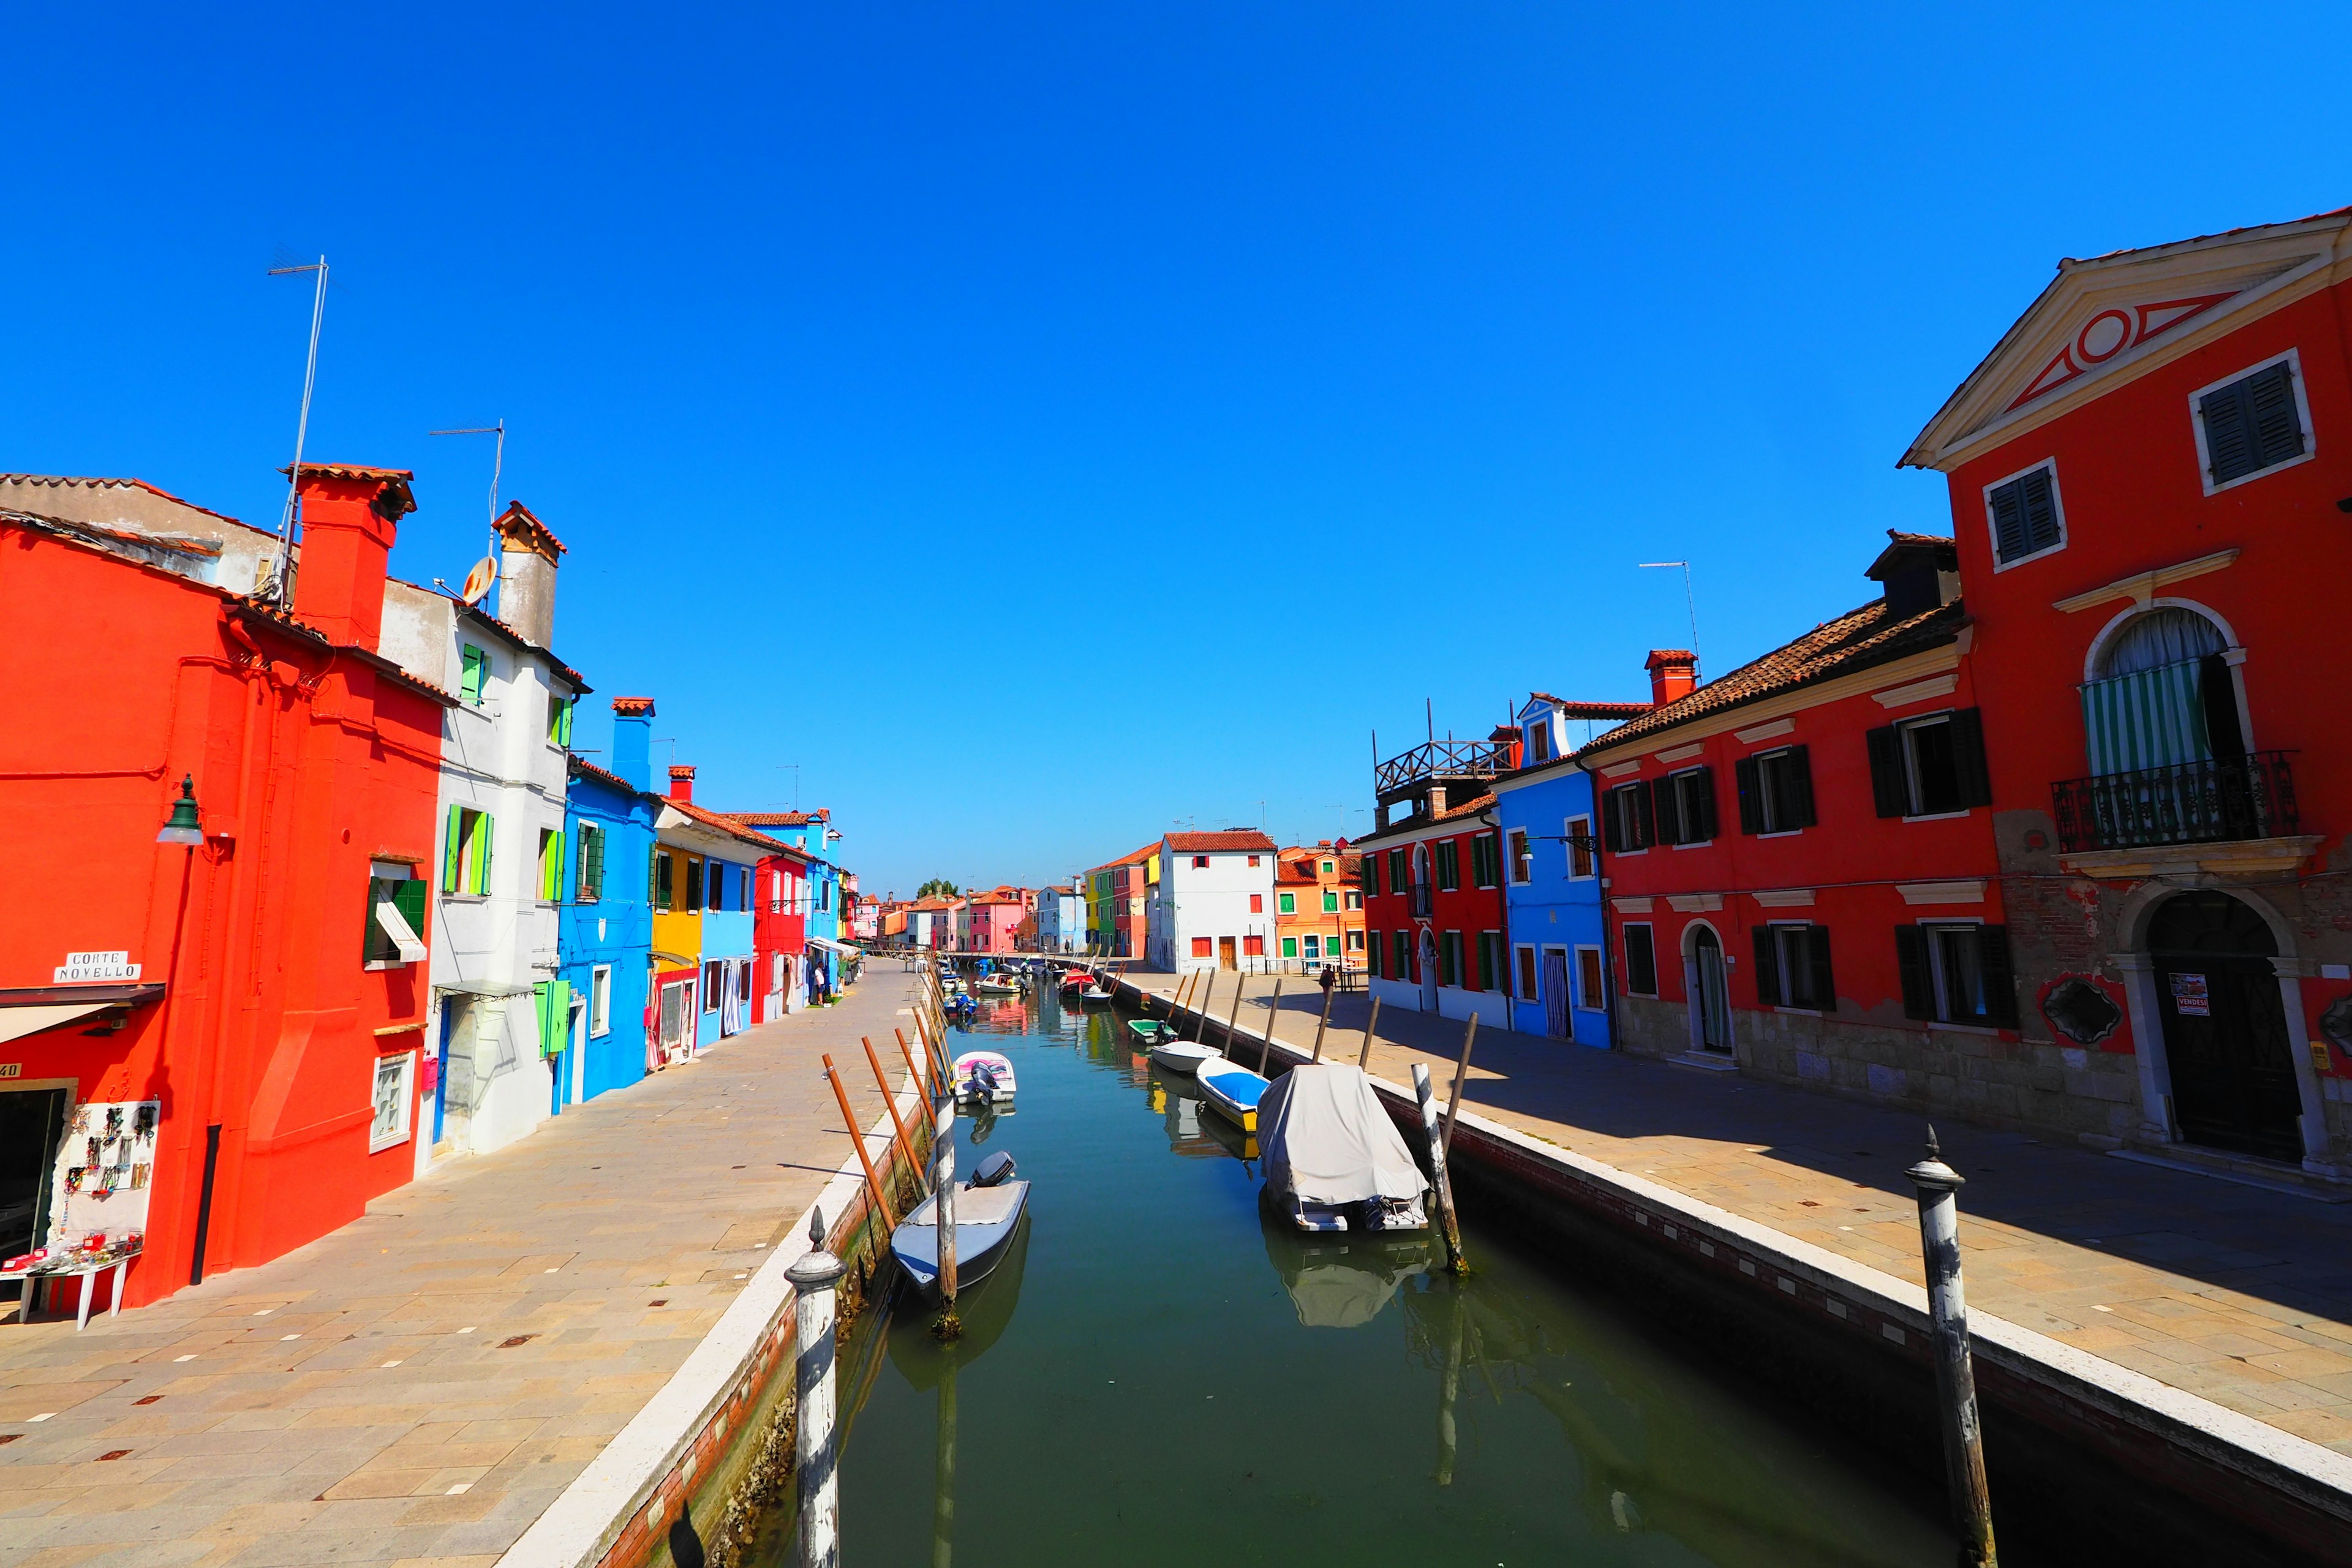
[752,853,807,1022]
[1363,822,1506,983]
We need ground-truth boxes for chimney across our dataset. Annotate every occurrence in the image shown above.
[493,502,565,648]
[1375,804,1390,830]
[1426,784,1448,817]
[288,464,414,651]
[1646,649,1698,707]
[612,696,655,791]
[668,764,695,803]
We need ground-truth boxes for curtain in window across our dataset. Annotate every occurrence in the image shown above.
[2079,657,2210,774]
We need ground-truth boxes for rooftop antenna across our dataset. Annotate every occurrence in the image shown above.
[1638,560,1701,672]
[1426,698,1434,745]
[775,764,801,812]
[263,254,330,605]
[431,421,507,605]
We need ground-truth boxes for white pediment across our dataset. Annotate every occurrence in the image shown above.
[1902,211,2351,471]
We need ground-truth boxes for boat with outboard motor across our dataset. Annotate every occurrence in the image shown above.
[1196,1058,1270,1133]
[954,1050,1017,1106]
[973,973,1022,995]
[1256,1061,1429,1232]
[889,1148,1031,1303]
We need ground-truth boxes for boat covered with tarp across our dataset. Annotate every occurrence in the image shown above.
[1257,1062,1429,1232]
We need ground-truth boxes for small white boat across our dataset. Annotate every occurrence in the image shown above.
[1150,1039,1222,1076]
[891,1150,1030,1304]
[1257,1063,1429,1232]
[954,1050,1017,1105]
[1196,1060,1270,1133]
[973,974,1022,995]
[1080,984,1114,1005]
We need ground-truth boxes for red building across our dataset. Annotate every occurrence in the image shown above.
[1356,728,1519,1021]
[722,813,816,1022]
[1902,207,2352,1178]
[0,466,450,1310]
[1579,557,2016,1105]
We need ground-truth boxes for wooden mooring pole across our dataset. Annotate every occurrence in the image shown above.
[1908,1129,1997,1568]
[895,1027,934,1105]
[862,1036,920,1186]
[823,1055,894,1228]
[1224,971,1246,1052]
[785,1205,846,1568]
[1257,978,1284,1072]
[1442,1013,1479,1156]
[932,1136,962,1341]
[1311,980,1335,1061]
[1355,996,1382,1071]
[1412,1061,1468,1276]
[1192,969,1215,1043]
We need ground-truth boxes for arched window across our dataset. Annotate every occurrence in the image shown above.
[2081,607,2244,774]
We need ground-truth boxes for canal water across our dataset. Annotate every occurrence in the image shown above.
[768,990,1955,1567]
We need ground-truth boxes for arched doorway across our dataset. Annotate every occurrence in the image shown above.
[1418,929,1439,1012]
[2149,892,2301,1161]
[1687,925,1732,1055]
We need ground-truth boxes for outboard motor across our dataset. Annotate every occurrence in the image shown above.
[971,1150,1017,1188]
[967,1058,1002,1101]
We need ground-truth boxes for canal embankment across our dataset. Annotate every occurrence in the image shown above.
[0,971,932,1568]
[1110,965,2352,1565]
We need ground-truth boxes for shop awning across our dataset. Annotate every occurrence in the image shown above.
[808,936,862,956]
[0,984,165,1044]
[433,978,537,1000]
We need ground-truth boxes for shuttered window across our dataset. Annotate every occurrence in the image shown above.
[1986,465,2063,565]
[1653,767,1717,846]
[538,829,564,902]
[1393,930,1414,979]
[1439,930,1463,987]
[1753,922,1835,1010]
[547,693,575,746]
[1388,848,1409,894]
[1470,833,1499,888]
[1898,924,2019,1027]
[1603,782,1654,852]
[2198,360,2307,488]
[443,807,494,894]
[1623,924,1657,996]
[459,644,488,704]
[576,824,605,903]
[1477,932,1502,992]
[1866,710,1991,818]
[1435,840,1460,891]
[1736,746,1816,835]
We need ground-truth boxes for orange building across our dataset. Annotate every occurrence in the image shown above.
[1273,842,1365,974]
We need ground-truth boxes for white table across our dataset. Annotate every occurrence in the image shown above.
[2,1250,138,1330]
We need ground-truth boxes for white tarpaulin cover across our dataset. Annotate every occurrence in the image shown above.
[1259,1063,1427,1206]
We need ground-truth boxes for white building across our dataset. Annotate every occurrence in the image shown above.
[1148,831,1278,973]
[379,502,584,1174]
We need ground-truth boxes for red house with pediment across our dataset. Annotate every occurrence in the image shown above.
[1902,206,2352,1182]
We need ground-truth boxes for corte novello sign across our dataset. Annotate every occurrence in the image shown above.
[55,951,141,983]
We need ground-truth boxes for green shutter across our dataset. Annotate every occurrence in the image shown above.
[470,812,494,896]
[584,824,605,900]
[442,805,465,892]
[394,876,428,945]
[461,645,486,704]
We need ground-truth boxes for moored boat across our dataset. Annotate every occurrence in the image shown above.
[890,1149,1031,1303]
[954,1050,1017,1105]
[1125,1017,1172,1046]
[1196,1060,1269,1133]
[974,973,1022,995]
[1149,1038,1221,1075]
[1256,1062,1429,1232]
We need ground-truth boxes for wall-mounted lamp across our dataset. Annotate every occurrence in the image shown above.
[157,775,205,846]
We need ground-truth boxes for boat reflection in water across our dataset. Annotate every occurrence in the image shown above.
[1150,1071,1229,1161]
[1259,1216,1436,1331]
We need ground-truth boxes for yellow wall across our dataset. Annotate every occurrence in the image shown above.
[652,846,704,965]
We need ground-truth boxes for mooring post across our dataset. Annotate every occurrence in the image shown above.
[1193,969,1216,1044]
[1258,978,1284,1072]
[1441,1013,1479,1156]
[861,1036,920,1193]
[932,1135,962,1340]
[1908,1128,1997,1568]
[823,1056,894,1228]
[1356,996,1382,1071]
[786,1206,846,1568]
[1412,1062,1468,1276]
[1436,1275,1465,1487]
[1311,981,1335,1061]
[1224,971,1246,1053]
[894,1028,934,1108]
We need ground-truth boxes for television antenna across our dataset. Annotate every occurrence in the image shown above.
[431,421,507,605]
[1638,560,1701,670]
[263,255,330,604]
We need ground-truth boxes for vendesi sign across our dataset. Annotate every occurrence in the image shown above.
[55,951,141,983]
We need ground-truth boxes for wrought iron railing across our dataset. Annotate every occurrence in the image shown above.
[1374,739,1510,800]
[1410,883,1433,918]
[2051,751,2297,854]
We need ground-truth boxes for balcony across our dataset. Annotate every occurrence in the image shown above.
[1409,882,1432,919]
[2051,751,2299,856]
[1374,737,1515,809]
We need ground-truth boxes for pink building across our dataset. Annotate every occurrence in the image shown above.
[967,886,1035,953]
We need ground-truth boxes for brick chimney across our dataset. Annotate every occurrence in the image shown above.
[493,502,565,648]
[668,764,695,803]
[612,696,655,791]
[288,464,415,652]
[1645,649,1698,706]
[1426,784,1448,817]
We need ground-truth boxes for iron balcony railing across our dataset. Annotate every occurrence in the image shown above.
[2051,751,2298,854]
[1409,882,1433,918]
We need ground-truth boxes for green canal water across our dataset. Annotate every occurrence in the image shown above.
[775,992,1956,1567]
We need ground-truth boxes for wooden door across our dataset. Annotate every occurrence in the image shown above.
[1692,928,1732,1053]
[2150,894,2301,1162]
[1218,936,1237,971]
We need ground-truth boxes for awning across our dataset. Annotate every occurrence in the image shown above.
[808,936,861,956]
[0,984,166,1045]
[434,978,537,1000]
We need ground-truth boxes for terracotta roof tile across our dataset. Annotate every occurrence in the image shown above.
[1165,830,1278,853]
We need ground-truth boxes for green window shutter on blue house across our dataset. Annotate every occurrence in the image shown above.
[2079,658,2210,775]
[533,979,571,1061]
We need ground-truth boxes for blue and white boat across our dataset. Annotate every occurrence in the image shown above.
[890,1149,1031,1304]
[1196,1060,1270,1133]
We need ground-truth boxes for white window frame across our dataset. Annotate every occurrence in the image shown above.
[1604,787,1647,857]
[590,964,612,1037]
[1664,767,1713,849]
[1751,746,1805,837]
[1566,815,1596,878]
[1574,944,1606,1011]
[2189,347,2315,496]
[1981,457,2067,573]
[1919,916,1997,1029]
[369,1050,416,1152]
[1766,920,1828,1015]
[1898,710,1970,821]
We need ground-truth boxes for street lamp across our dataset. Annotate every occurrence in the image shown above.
[157,775,205,846]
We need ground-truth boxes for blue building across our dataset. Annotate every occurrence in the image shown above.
[1492,692,1649,1047]
[734,810,851,998]
[557,697,662,1107]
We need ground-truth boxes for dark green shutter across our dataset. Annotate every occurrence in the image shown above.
[1650,778,1679,846]
[1735,755,1762,835]
[395,876,428,940]
[1978,925,2018,1028]
[2018,468,2059,554]
[1895,926,1934,1020]
[1866,725,1907,817]
[1988,479,2027,562]
[1807,924,1835,1013]
[1624,924,1656,995]
[1691,767,1718,842]
[2248,363,2305,470]
[1604,790,1627,852]
[1362,857,1380,896]
[1752,925,1781,1006]
[1786,745,1817,828]
[1950,708,1991,807]
[2199,366,2302,484]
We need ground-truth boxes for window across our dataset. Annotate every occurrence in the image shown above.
[1736,746,1816,835]
[1388,848,1409,893]
[1603,782,1654,852]
[1362,857,1381,897]
[1281,936,1299,959]
[369,1052,415,1152]
[1193,855,1210,869]
[1576,947,1605,1011]
[703,960,723,1012]
[1623,924,1658,996]
[1248,854,1262,867]
[459,644,488,705]
[1278,892,1297,914]
[590,965,612,1036]
[1752,922,1836,1011]
[2196,356,2309,491]
[1516,945,1539,999]
[1243,934,1265,957]
[1368,933,1384,977]
[547,693,575,747]
[1525,722,1553,763]
[1348,929,1365,952]
[1477,932,1503,992]
[819,879,831,911]
[1566,816,1596,878]
[442,806,494,895]
[684,858,704,911]
[1868,710,1991,818]
[1898,924,2019,1027]
[1243,892,1262,914]
[1469,833,1499,889]
[1439,930,1462,987]
[1192,937,1213,959]
[1321,860,1334,875]
[1507,829,1532,884]
[652,850,675,911]
[364,872,428,965]
[1345,891,1362,910]
[1435,840,1461,891]
[1303,935,1321,960]
[1321,891,1339,914]
[538,828,564,903]
[576,823,605,902]
[1985,463,2064,567]
[1392,930,1413,979]
[1653,767,1717,846]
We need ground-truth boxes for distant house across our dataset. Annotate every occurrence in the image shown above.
[731,809,853,998]
[1272,844,1364,974]
[1035,877,1086,953]
[1356,727,1517,1021]
[1085,843,1156,957]
[559,696,662,1104]
[1149,831,1279,972]
[967,886,1034,954]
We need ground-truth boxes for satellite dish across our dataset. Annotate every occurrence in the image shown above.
[459,555,497,605]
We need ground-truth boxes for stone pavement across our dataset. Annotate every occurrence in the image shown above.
[1124,968,2352,1460]
[0,968,925,1568]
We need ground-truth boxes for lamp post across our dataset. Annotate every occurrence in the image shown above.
[157,776,204,846]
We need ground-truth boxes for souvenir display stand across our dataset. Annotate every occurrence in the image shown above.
[0,1099,156,1328]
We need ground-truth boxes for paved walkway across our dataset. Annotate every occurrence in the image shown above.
[0,969,926,1568]
[1126,968,2352,1460]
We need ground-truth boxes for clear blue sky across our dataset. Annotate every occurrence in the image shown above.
[12,4,2347,897]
